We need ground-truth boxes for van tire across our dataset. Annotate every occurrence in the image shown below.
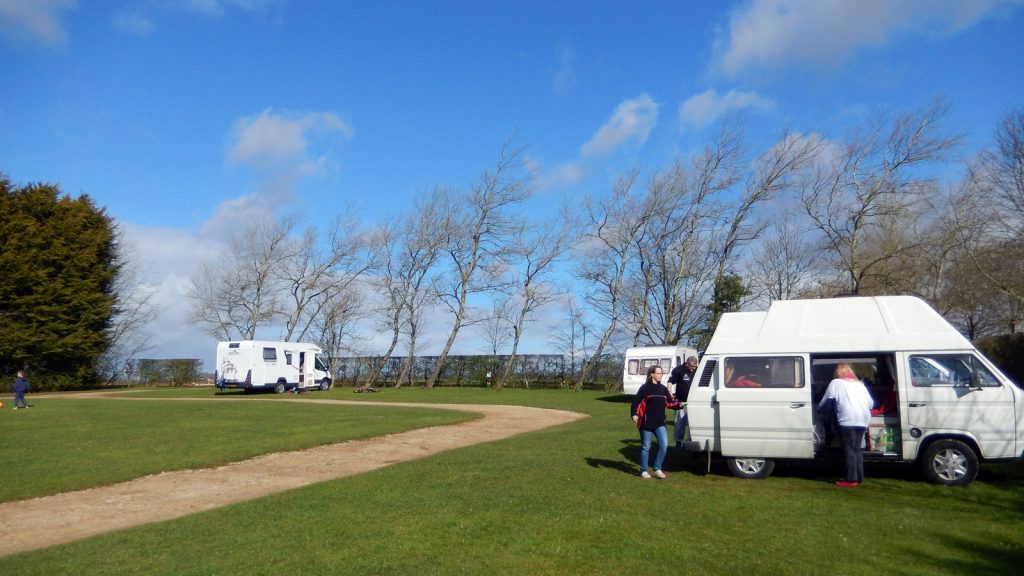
[726,457,775,480]
[274,381,286,394]
[319,379,331,391]
[921,439,978,486]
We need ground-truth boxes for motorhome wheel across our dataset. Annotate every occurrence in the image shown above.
[921,439,978,487]
[319,379,331,391]
[274,381,286,394]
[726,457,776,480]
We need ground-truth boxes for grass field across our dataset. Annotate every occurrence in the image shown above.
[2,387,1023,575]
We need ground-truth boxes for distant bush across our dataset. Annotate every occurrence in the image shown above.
[977,333,1024,385]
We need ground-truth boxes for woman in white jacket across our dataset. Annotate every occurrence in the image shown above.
[819,363,874,487]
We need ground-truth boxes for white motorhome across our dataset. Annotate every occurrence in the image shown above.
[683,296,1023,486]
[215,341,332,394]
[623,345,699,396]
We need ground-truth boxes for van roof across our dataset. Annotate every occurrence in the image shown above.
[704,296,972,355]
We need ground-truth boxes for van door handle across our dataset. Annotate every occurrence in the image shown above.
[909,402,926,407]
[790,402,806,408]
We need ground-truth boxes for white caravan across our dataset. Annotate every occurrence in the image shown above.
[215,340,332,394]
[682,296,1023,486]
[623,345,699,396]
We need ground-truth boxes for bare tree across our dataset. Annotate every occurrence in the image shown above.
[96,238,160,384]
[425,145,534,388]
[800,99,960,294]
[547,296,590,387]
[189,215,299,340]
[492,213,569,389]
[747,217,819,304]
[280,214,376,343]
[956,109,1024,305]
[575,170,654,390]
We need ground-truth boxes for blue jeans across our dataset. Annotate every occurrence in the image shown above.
[639,425,669,472]
[839,426,866,483]
[673,408,688,443]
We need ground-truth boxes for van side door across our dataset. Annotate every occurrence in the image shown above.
[901,351,1018,459]
[715,355,813,458]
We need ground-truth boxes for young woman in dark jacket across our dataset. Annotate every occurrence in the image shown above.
[630,365,681,479]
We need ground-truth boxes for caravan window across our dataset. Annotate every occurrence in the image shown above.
[627,357,672,376]
[263,347,277,362]
[909,354,999,388]
[724,356,804,388]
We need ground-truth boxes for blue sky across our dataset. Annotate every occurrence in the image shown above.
[2,0,1023,367]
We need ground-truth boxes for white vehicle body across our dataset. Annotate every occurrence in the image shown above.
[215,340,332,394]
[683,296,1023,486]
[622,345,699,396]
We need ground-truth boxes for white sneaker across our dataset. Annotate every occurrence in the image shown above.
[653,470,666,479]
[640,470,652,479]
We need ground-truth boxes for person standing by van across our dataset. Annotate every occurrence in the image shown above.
[668,356,698,447]
[819,364,873,487]
[630,365,680,479]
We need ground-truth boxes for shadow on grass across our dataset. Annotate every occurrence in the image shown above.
[595,395,631,404]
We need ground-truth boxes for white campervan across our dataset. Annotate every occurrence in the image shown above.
[622,345,699,396]
[215,341,332,394]
[683,296,1023,486]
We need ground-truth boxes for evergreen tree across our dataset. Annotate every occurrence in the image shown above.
[0,175,120,389]
[689,273,750,351]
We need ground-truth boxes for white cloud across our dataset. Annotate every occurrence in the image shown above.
[580,94,659,158]
[228,109,354,168]
[0,0,76,45]
[112,12,155,37]
[185,0,281,17]
[715,0,1022,79]
[678,88,775,128]
[553,46,576,95]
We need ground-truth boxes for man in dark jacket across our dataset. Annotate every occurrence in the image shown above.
[13,370,30,409]
[668,356,698,447]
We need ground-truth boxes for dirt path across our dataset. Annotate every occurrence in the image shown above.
[0,394,587,557]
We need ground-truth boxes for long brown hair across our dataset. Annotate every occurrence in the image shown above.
[644,365,664,385]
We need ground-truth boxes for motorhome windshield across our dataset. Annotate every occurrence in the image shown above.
[315,354,330,372]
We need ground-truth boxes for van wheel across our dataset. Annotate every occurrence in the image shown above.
[726,457,776,480]
[319,379,331,391]
[274,382,286,394]
[921,439,978,486]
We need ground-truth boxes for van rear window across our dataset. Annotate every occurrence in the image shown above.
[724,356,804,388]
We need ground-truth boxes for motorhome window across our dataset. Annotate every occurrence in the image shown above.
[263,347,277,361]
[627,359,640,375]
[228,343,240,349]
[909,354,999,387]
[724,356,804,388]
[285,352,293,365]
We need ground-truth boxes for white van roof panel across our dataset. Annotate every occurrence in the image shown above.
[705,296,972,354]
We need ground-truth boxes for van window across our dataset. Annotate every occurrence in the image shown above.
[909,354,999,387]
[628,357,672,375]
[263,347,277,362]
[724,356,804,388]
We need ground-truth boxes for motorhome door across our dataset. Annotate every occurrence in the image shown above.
[715,355,814,458]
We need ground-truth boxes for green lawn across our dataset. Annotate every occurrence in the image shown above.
[2,387,1023,575]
